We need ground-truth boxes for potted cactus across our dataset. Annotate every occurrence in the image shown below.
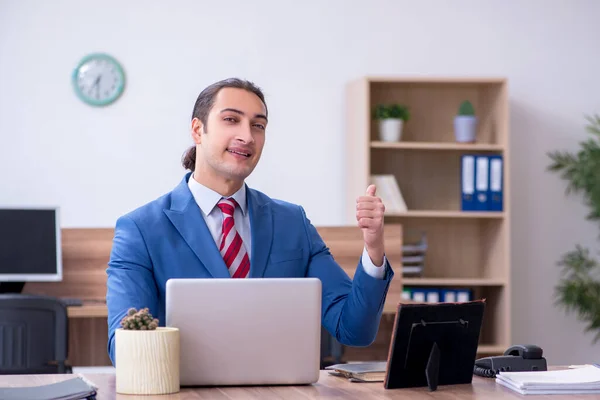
[115,307,180,395]
[373,103,410,142]
[454,100,477,142]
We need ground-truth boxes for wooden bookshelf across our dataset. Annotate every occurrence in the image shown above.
[345,76,511,357]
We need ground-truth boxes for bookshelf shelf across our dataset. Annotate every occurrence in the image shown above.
[371,141,504,151]
[364,76,507,84]
[402,278,506,286]
[385,210,505,219]
[345,75,511,360]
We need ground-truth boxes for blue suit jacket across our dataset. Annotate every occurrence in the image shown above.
[106,173,394,365]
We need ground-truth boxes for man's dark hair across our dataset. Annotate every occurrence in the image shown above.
[182,78,268,171]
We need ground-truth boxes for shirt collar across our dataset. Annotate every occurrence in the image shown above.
[187,173,247,216]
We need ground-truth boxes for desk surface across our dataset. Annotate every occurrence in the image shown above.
[0,371,593,400]
[66,302,404,318]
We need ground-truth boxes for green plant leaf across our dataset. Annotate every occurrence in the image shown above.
[372,104,410,121]
[458,100,475,116]
[549,113,600,344]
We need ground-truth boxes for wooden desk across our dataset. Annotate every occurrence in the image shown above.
[65,303,111,366]
[67,304,108,318]
[0,370,589,400]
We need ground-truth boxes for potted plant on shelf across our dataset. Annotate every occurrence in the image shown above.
[454,100,477,143]
[115,307,180,395]
[373,103,410,142]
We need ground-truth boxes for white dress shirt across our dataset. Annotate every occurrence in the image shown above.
[187,175,385,279]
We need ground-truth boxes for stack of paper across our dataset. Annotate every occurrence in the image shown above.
[0,375,97,400]
[401,231,427,277]
[325,362,387,382]
[496,364,600,395]
[368,175,407,213]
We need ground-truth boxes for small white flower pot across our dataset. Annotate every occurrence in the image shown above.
[454,116,477,143]
[378,119,404,142]
[115,327,180,395]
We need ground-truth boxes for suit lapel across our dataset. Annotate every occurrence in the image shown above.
[163,174,230,279]
[248,188,273,278]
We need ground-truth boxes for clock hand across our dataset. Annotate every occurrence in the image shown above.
[93,75,102,99]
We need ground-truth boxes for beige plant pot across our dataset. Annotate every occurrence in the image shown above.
[115,327,180,395]
[379,118,404,142]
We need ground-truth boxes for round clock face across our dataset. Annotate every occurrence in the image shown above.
[72,53,125,106]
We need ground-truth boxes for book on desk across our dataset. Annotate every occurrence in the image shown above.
[325,362,387,382]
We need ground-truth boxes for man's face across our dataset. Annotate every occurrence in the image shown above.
[193,87,268,183]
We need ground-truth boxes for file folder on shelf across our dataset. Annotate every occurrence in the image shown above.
[456,289,472,302]
[441,289,457,303]
[460,155,476,211]
[475,155,489,211]
[425,290,440,303]
[488,154,503,211]
[411,289,426,303]
[406,288,472,303]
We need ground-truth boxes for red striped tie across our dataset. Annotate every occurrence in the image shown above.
[217,198,250,278]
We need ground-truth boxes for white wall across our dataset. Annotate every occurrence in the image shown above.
[1,0,599,364]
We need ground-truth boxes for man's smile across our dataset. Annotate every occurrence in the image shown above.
[227,148,251,158]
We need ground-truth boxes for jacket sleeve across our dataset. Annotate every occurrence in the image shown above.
[300,207,394,347]
[105,215,159,365]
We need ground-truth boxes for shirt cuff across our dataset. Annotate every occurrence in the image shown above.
[361,246,386,280]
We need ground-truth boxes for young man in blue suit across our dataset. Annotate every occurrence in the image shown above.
[106,78,394,365]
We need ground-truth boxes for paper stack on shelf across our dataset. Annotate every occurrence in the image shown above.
[401,231,427,277]
[495,364,600,395]
[369,175,407,213]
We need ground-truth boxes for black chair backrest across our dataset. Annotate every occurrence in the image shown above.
[0,294,69,374]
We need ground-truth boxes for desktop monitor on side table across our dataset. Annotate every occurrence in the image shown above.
[0,207,62,293]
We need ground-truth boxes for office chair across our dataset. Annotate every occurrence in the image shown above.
[320,326,344,368]
[0,294,72,374]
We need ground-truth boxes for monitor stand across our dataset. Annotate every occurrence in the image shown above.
[0,282,25,294]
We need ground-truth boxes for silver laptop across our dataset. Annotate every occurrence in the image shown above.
[165,277,322,386]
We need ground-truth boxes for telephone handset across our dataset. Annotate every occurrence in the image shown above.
[473,344,548,378]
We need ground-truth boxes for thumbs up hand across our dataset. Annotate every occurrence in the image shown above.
[356,184,385,266]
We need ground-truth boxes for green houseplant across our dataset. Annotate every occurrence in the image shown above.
[115,307,180,395]
[454,100,477,143]
[547,114,600,344]
[373,104,410,142]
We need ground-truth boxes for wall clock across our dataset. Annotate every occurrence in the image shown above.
[72,53,125,106]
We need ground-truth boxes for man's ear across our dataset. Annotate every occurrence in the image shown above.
[191,118,205,145]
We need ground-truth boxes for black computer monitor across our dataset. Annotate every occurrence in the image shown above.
[0,207,62,293]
